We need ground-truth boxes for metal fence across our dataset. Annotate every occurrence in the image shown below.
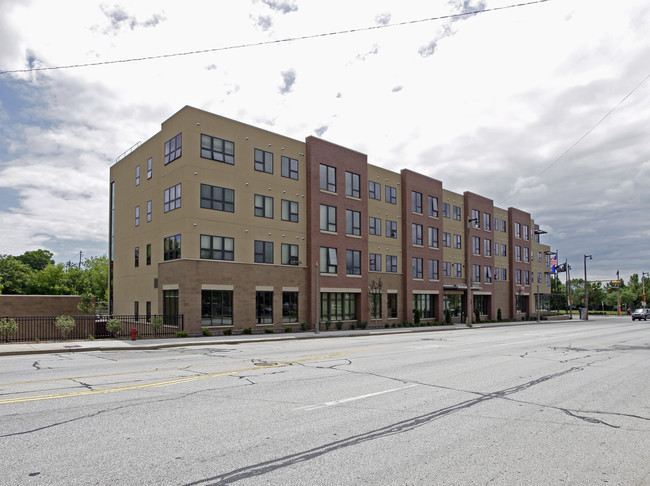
[0,315,184,343]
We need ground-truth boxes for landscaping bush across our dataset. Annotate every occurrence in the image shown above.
[150,316,163,334]
[265,328,274,333]
[300,322,308,331]
[176,330,189,337]
[106,318,122,337]
[242,327,253,334]
[0,318,18,342]
[223,328,232,335]
[335,321,343,330]
[284,326,293,333]
[202,328,213,336]
[55,315,76,339]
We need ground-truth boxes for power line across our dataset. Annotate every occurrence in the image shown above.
[0,0,549,76]
[499,70,650,205]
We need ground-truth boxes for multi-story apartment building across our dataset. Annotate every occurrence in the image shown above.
[109,106,552,334]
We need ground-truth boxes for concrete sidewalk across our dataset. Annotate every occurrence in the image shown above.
[0,316,607,357]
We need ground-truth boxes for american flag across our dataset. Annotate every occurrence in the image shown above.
[550,254,557,273]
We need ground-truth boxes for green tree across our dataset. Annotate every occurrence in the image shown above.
[28,263,71,295]
[0,255,33,294]
[17,249,54,271]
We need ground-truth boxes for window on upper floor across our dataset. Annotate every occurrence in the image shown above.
[386,220,397,239]
[412,257,423,279]
[346,172,360,198]
[386,255,397,273]
[346,209,361,236]
[453,206,462,221]
[254,148,273,174]
[443,203,450,218]
[281,200,299,222]
[428,196,439,217]
[134,247,139,267]
[473,236,481,255]
[163,234,181,260]
[412,191,422,214]
[429,227,439,248]
[369,253,382,271]
[346,250,361,275]
[320,164,336,192]
[515,245,522,261]
[473,264,481,283]
[454,263,462,278]
[320,204,337,232]
[135,165,140,186]
[201,184,234,213]
[135,206,140,226]
[443,261,451,277]
[164,183,181,213]
[281,243,299,265]
[443,232,451,247]
[485,239,492,256]
[164,133,182,165]
[385,185,396,204]
[201,134,234,164]
[369,217,382,236]
[320,247,338,273]
[200,235,234,261]
[515,222,521,238]
[147,157,152,179]
[147,200,152,222]
[369,181,381,200]
[254,194,274,219]
[254,240,274,263]
[454,234,462,249]
[429,259,439,280]
[484,213,491,231]
[523,225,529,240]
[281,156,298,180]
[412,224,423,246]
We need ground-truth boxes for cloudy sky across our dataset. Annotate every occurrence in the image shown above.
[0,0,649,281]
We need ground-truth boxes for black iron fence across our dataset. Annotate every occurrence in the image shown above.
[0,315,184,343]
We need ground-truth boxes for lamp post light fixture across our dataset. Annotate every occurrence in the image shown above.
[642,271,648,308]
[584,254,592,320]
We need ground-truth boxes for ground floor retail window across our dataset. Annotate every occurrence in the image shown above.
[163,289,179,325]
[516,294,529,313]
[370,293,382,319]
[282,291,298,322]
[387,294,398,318]
[321,292,357,321]
[413,294,435,319]
[256,291,273,324]
[202,290,233,326]
[474,295,489,315]
[535,294,551,311]
[444,294,463,317]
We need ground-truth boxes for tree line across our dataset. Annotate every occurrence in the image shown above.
[0,250,108,304]
[550,273,649,311]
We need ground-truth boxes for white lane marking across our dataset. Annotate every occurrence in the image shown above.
[294,384,420,411]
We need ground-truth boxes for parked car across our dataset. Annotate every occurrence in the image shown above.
[631,308,650,321]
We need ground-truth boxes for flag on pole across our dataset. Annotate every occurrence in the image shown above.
[550,254,557,273]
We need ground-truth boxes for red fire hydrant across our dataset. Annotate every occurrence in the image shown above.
[131,326,137,341]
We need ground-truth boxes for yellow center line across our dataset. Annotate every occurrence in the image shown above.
[0,350,366,405]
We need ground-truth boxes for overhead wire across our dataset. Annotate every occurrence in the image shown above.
[0,0,549,75]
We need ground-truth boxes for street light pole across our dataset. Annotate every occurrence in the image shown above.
[642,271,648,308]
[566,260,572,319]
[584,254,592,320]
[315,262,320,333]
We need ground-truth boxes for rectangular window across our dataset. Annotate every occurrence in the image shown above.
[485,266,492,283]
[515,222,521,238]
[146,200,152,222]
[281,156,298,179]
[346,210,361,236]
[429,259,439,280]
[134,247,139,267]
[428,227,439,248]
[412,257,423,279]
[538,272,543,283]
[453,206,461,221]
[282,291,298,322]
[502,244,507,257]
[443,261,451,277]
[472,209,480,225]
[369,181,381,200]
[164,183,181,213]
[523,225,529,240]
[454,263,462,277]
[369,253,382,271]
[201,184,234,213]
[524,270,530,285]
[164,133,182,164]
[524,247,530,263]
[412,224,423,246]
[485,239,492,256]
[320,164,336,192]
[281,200,299,222]
[385,185,397,204]
[515,245,522,262]
[135,165,140,186]
[473,236,481,255]
[428,196,439,217]
[320,247,338,274]
[256,291,273,324]
[320,292,357,321]
[387,293,398,318]
[135,206,140,226]
[443,203,451,218]
[254,194,274,219]
[369,217,382,236]
[473,264,481,283]
[254,148,273,174]
[501,219,507,232]
[454,234,462,249]
[281,243,299,265]
[412,191,422,213]
[443,232,451,248]
[146,244,151,265]
[386,220,397,238]
[320,204,337,232]
[146,301,151,320]
[502,268,507,281]
[346,172,360,198]
[254,240,274,263]
[370,293,382,319]
[484,213,491,231]
[163,289,179,321]
[163,234,181,261]
[147,157,152,179]
[413,294,434,319]
[494,267,500,280]
[201,290,233,326]
[386,255,397,273]
[201,134,234,164]
[516,269,522,285]
[200,235,234,261]
[346,249,361,275]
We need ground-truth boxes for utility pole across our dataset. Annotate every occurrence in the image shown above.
[315,262,320,333]
[617,270,621,317]
[584,254,592,320]
[79,250,83,269]
[566,260,572,319]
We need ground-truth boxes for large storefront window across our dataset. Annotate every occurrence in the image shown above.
[163,289,179,326]
[370,293,382,319]
[256,291,273,324]
[202,290,233,326]
[474,295,489,315]
[282,291,298,323]
[413,294,435,319]
[321,293,357,321]
[444,294,463,317]
[387,294,398,319]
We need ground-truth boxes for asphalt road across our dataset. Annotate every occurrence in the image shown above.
[1,318,649,485]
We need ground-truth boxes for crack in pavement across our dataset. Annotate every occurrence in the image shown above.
[185,367,584,486]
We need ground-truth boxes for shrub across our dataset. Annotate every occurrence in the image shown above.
[300,322,308,331]
[445,309,452,325]
[349,322,356,330]
[385,323,390,328]
[176,330,189,337]
[223,328,232,335]
[242,327,253,334]
[202,328,213,336]
[325,321,332,330]
[55,315,76,340]
[358,321,367,330]
[151,316,163,334]
[284,326,293,333]
[77,293,96,315]
[474,308,481,324]
[0,318,18,342]
[414,309,421,325]
[264,328,274,333]
[87,334,95,340]
[497,308,503,321]
[106,318,122,336]
[335,321,343,330]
